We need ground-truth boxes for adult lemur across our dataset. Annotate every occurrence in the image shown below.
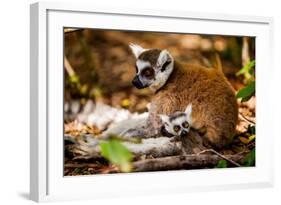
[127,44,238,149]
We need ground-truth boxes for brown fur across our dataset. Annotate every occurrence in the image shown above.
[148,61,238,149]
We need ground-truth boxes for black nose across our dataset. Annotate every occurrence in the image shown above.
[132,76,145,89]
[180,130,188,137]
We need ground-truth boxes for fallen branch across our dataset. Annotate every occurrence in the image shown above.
[133,154,245,172]
[65,153,244,173]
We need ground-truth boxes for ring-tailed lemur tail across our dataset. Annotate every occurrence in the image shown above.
[101,114,149,140]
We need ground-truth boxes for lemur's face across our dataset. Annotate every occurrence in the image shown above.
[160,104,192,137]
[129,44,174,92]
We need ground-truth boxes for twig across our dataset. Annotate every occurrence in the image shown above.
[197,149,241,167]
[64,56,76,77]
[213,52,223,72]
[242,37,250,67]
[239,113,256,124]
[64,163,100,168]
[64,28,83,34]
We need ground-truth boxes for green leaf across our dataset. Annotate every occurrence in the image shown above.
[121,99,130,108]
[236,81,255,102]
[216,160,227,168]
[100,138,133,172]
[243,149,255,167]
[69,74,80,84]
[73,168,81,174]
[239,135,255,144]
[248,135,256,143]
[236,60,255,77]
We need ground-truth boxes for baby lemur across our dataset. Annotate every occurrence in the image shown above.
[129,44,238,149]
[160,104,192,138]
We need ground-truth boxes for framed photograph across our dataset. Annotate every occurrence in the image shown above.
[30,2,274,202]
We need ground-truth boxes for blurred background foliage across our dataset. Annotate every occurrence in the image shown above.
[64,29,255,116]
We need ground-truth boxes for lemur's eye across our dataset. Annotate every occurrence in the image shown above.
[182,121,189,128]
[161,59,171,72]
[173,125,180,132]
[135,65,138,72]
[141,67,154,78]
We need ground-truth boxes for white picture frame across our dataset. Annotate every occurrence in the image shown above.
[30,2,274,202]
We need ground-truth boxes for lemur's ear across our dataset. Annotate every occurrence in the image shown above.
[159,114,169,124]
[157,50,173,69]
[129,43,146,58]
[185,104,192,117]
